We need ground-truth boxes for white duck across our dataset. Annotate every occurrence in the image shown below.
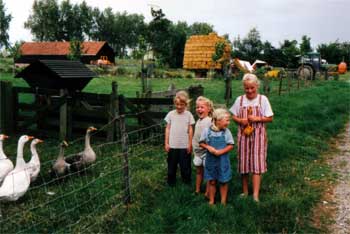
[26,138,43,182]
[0,135,34,201]
[0,134,14,184]
[51,141,70,177]
[67,126,97,171]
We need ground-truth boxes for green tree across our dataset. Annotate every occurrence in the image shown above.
[24,0,60,41]
[25,0,93,41]
[57,0,84,41]
[0,0,12,49]
[261,41,284,67]
[233,28,263,62]
[280,39,300,68]
[317,41,350,64]
[189,22,214,35]
[79,1,93,40]
[146,9,173,66]
[300,35,312,55]
[67,40,83,60]
[8,41,23,59]
[169,21,189,67]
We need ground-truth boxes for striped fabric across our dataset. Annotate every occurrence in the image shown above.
[237,95,267,174]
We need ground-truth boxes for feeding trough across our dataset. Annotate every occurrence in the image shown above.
[15,60,97,91]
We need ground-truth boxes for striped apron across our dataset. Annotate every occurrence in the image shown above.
[237,95,267,174]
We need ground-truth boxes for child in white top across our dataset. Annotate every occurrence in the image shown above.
[192,96,213,195]
[164,91,195,186]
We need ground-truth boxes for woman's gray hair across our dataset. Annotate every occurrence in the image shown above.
[242,73,260,86]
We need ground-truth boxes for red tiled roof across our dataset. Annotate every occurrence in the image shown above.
[20,41,107,56]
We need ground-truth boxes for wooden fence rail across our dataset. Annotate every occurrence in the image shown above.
[0,81,203,141]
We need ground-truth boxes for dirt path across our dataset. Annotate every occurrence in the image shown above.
[328,122,350,233]
[314,121,350,233]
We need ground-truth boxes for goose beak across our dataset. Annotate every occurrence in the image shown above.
[3,135,9,139]
[37,139,44,143]
[90,127,97,131]
[28,136,34,140]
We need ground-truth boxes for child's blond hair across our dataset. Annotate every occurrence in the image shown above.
[211,108,230,131]
[174,90,190,106]
[242,73,260,86]
[196,96,214,117]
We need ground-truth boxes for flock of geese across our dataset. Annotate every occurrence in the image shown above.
[0,126,97,202]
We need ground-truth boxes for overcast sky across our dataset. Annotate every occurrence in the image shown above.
[4,0,350,48]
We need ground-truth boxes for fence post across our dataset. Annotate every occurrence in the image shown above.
[0,81,14,134]
[120,114,131,205]
[188,85,204,114]
[59,89,68,141]
[107,82,118,141]
[278,74,283,96]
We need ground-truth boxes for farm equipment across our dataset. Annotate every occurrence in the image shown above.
[90,56,113,66]
[296,52,338,80]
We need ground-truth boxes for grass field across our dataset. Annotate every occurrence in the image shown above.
[0,70,350,233]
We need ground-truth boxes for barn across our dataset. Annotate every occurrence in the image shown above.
[15,41,115,64]
[15,60,97,91]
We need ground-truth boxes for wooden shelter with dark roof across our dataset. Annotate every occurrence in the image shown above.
[15,41,115,64]
[15,60,97,91]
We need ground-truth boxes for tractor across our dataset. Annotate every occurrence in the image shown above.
[296,52,337,80]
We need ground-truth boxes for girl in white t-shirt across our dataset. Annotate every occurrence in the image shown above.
[192,96,213,195]
[230,73,273,202]
[164,91,195,186]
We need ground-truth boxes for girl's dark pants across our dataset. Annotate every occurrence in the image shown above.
[167,149,191,186]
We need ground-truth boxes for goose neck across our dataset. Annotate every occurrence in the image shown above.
[16,140,26,167]
[85,132,91,149]
[0,140,5,159]
[58,146,65,159]
[31,143,38,157]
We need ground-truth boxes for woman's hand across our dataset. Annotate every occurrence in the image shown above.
[240,118,249,126]
[248,115,261,123]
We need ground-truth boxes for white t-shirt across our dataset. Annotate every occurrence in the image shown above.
[164,110,195,148]
[229,94,274,117]
[192,116,212,157]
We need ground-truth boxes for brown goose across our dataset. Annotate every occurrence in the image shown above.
[51,141,70,177]
[67,127,97,171]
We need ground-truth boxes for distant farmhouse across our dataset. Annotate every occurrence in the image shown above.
[15,41,115,64]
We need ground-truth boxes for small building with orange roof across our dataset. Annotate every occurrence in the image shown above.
[15,41,115,64]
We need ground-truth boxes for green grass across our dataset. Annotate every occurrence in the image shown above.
[0,70,350,232]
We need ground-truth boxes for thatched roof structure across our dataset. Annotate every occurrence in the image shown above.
[183,33,231,70]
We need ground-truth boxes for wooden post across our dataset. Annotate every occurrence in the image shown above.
[278,73,283,96]
[0,81,14,134]
[224,76,232,107]
[59,89,68,141]
[287,74,292,93]
[120,114,131,205]
[12,88,18,132]
[324,70,328,80]
[107,82,118,141]
[188,85,204,114]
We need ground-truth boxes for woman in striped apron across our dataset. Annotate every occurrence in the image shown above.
[230,73,274,202]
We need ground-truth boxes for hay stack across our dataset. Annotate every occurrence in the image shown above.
[183,33,231,70]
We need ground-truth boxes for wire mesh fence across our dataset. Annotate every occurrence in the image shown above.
[0,115,165,233]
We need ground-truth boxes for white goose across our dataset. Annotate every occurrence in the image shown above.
[26,138,43,182]
[0,134,13,184]
[0,135,34,201]
[67,126,97,171]
[51,141,70,177]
